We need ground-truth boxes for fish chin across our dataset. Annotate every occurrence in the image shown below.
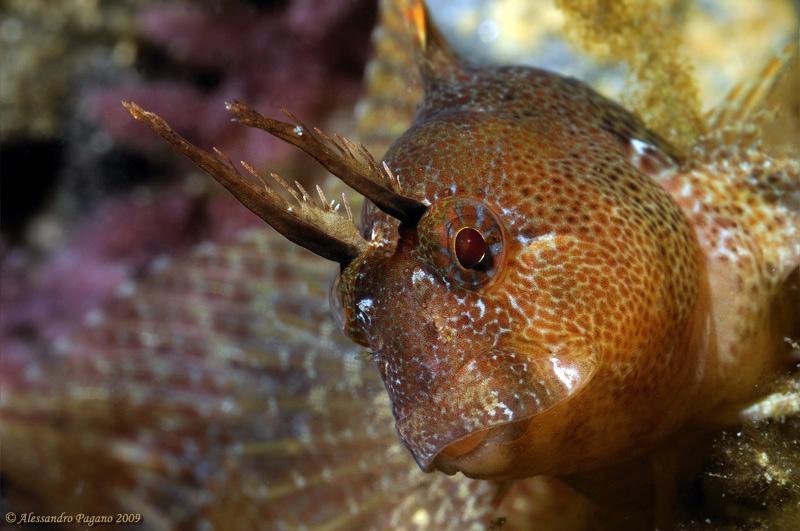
[393,348,596,474]
[433,418,532,476]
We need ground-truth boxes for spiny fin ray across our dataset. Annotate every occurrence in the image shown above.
[702,43,798,152]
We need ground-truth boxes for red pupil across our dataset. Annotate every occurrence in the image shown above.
[454,227,486,269]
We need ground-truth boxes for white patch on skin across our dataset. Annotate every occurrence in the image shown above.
[516,234,539,248]
[714,227,741,264]
[550,357,580,390]
[475,299,486,318]
[498,401,514,419]
[411,268,430,288]
[506,294,522,312]
[464,359,478,374]
[525,231,560,254]
[630,138,651,155]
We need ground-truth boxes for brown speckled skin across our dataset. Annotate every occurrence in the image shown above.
[662,136,799,412]
[336,58,719,479]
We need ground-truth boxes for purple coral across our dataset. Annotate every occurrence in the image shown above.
[0,190,261,386]
[90,0,376,168]
[1,0,376,392]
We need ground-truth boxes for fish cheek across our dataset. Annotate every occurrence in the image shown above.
[485,227,703,477]
[404,343,599,475]
[338,237,441,353]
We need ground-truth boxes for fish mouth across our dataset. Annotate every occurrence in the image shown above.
[394,348,596,473]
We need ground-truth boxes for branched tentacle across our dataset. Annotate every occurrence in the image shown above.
[122,101,368,265]
[224,100,427,226]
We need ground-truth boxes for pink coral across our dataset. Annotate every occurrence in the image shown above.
[0,189,262,387]
[2,0,375,390]
[90,0,376,168]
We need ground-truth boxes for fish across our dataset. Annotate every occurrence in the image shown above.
[3,0,799,529]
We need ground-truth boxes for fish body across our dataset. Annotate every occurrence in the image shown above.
[661,112,799,416]
[334,6,799,483]
[346,61,701,478]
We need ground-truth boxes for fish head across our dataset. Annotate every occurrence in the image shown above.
[331,58,704,477]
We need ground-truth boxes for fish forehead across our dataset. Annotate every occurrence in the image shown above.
[413,64,670,154]
[363,63,676,234]
[360,57,698,306]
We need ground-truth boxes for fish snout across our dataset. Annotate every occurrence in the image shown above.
[394,347,596,474]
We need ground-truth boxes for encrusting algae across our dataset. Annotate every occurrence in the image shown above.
[556,0,705,155]
[2,0,799,529]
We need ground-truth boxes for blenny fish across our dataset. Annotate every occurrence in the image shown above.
[3,0,799,529]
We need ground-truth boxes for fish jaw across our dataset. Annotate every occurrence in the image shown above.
[394,347,598,472]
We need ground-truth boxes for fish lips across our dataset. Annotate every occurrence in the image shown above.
[394,347,597,472]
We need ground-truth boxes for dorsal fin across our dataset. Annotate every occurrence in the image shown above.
[354,0,425,159]
[403,0,463,84]
[702,43,798,152]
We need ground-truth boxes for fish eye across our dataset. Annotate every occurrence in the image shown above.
[417,198,506,290]
[454,227,487,269]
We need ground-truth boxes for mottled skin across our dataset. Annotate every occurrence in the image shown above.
[333,24,799,481]
[664,134,799,414]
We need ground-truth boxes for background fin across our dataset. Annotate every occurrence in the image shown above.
[1,230,502,529]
